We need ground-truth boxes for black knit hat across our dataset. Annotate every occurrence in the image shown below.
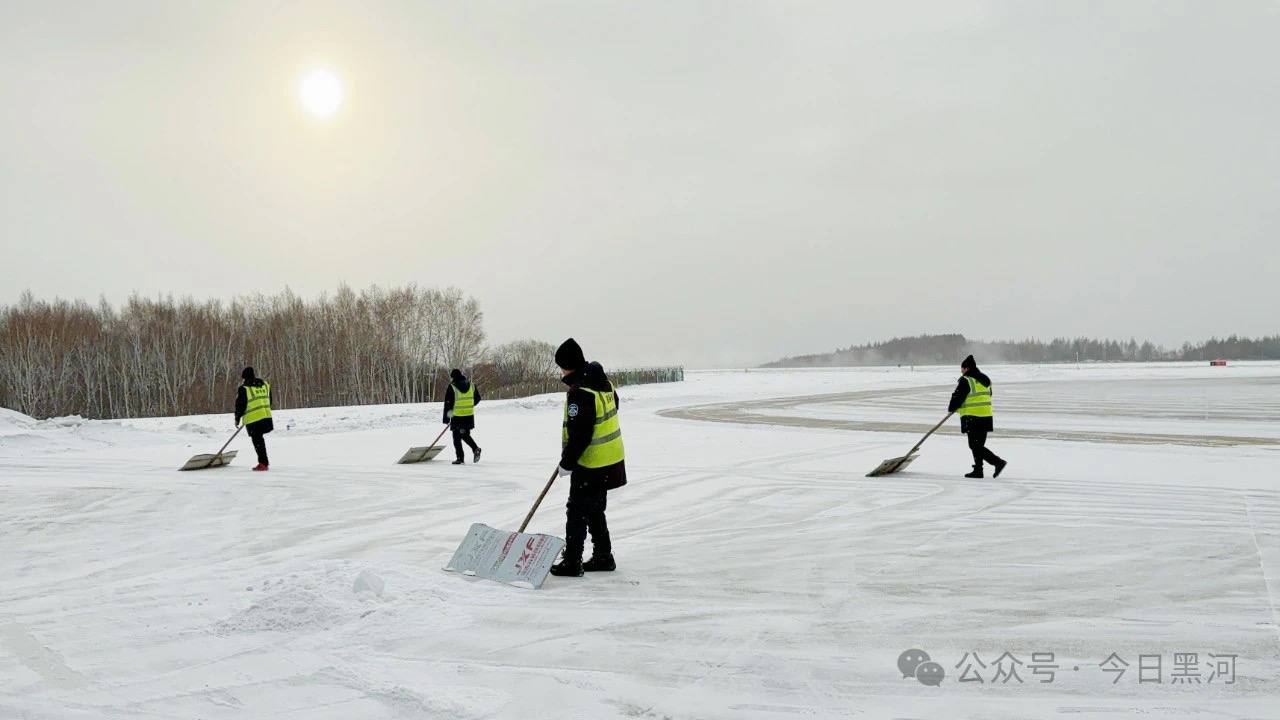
[555,338,586,370]
[960,355,976,370]
[241,366,256,380]
[450,368,464,381]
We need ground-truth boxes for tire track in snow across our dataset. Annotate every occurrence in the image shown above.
[1242,494,1280,645]
[660,381,1280,688]
[660,380,1280,448]
[0,624,88,690]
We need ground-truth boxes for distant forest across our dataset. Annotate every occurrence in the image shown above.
[0,285,683,420]
[763,333,1280,368]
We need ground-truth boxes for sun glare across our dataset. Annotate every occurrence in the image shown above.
[300,69,343,118]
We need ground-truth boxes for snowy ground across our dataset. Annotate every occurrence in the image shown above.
[2,362,1279,719]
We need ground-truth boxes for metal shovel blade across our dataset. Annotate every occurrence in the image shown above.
[443,523,565,589]
[179,450,238,471]
[865,451,919,477]
[397,445,445,464]
[864,413,953,477]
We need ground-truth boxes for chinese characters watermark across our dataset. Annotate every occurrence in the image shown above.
[898,649,1237,687]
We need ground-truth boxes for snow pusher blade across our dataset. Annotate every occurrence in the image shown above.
[443,467,564,589]
[179,450,238,471]
[865,412,953,477]
[865,452,919,477]
[179,426,243,471]
[397,445,444,464]
[397,425,449,464]
[443,523,565,589]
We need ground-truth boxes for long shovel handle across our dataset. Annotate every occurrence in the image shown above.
[518,467,561,533]
[430,424,450,447]
[905,412,953,457]
[206,425,244,468]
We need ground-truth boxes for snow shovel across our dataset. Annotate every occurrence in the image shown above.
[443,467,566,589]
[865,412,953,477]
[397,424,449,464]
[179,425,242,471]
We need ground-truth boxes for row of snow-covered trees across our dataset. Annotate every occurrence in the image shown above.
[0,285,684,420]
[0,285,484,419]
[765,333,1280,367]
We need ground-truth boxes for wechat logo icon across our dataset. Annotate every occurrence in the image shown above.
[898,648,945,686]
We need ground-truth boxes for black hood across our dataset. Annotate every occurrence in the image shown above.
[562,361,611,393]
[243,377,266,388]
[451,376,471,392]
[966,369,991,386]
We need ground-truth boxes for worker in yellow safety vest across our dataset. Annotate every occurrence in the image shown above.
[549,338,627,577]
[947,354,1007,478]
[443,368,482,465]
[234,366,273,471]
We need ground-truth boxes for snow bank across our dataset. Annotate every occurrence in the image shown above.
[0,406,37,434]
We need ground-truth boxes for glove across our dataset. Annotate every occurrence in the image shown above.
[445,411,453,420]
[557,465,573,478]
[235,419,241,428]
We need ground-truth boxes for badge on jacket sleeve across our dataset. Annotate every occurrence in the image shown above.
[567,403,579,417]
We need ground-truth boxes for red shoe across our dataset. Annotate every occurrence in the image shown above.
[252,464,269,471]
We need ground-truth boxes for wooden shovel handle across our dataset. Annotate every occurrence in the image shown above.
[518,467,561,533]
[206,424,244,468]
[430,424,450,447]
[906,412,953,457]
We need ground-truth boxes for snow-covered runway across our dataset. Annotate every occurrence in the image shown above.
[3,363,1278,718]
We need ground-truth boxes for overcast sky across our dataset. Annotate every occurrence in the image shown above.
[2,1,1277,368]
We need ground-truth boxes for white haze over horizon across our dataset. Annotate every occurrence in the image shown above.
[2,1,1278,368]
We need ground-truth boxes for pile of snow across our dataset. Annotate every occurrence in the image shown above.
[0,406,37,435]
[0,408,216,457]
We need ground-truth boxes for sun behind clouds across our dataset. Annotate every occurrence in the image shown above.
[299,68,343,118]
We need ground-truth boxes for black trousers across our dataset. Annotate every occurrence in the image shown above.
[249,430,269,465]
[451,427,479,460]
[564,473,610,560]
[967,428,1002,468]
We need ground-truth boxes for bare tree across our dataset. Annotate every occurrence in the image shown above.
[0,285,682,420]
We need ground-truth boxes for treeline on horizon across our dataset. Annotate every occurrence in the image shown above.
[0,285,683,421]
[763,333,1280,368]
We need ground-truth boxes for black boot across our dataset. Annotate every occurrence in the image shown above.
[451,458,464,465]
[472,447,482,463]
[583,553,615,572]
[550,556,584,577]
[964,465,983,479]
[993,459,1007,478]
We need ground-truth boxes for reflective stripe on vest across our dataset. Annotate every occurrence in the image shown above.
[452,383,476,417]
[957,376,993,418]
[562,383,625,469]
[243,381,272,425]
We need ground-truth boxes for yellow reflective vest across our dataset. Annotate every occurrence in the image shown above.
[242,381,272,425]
[451,383,476,417]
[563,383,625,469]
[957,376,993,418]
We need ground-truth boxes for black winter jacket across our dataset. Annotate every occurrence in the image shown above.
[234,378,274,435]
[442,377,481,429]
[948,368,993,433]
[560,362,627,488]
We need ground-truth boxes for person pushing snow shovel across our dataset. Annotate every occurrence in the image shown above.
[949,354,1007,478]
[549,338,627,578]
[234,366,273,471]
[443,368,482,465]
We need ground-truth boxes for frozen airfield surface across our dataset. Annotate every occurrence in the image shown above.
[2,363,1279,719]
